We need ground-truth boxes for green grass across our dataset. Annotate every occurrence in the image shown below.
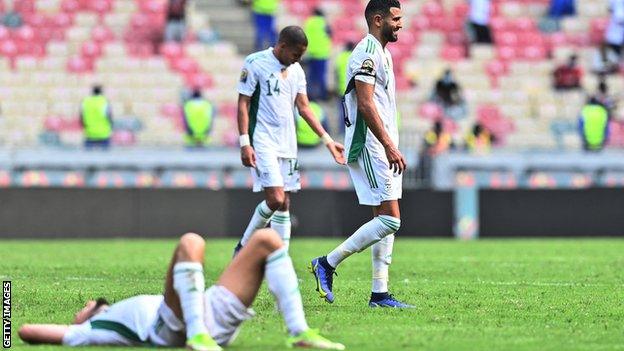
[2,238,624,350]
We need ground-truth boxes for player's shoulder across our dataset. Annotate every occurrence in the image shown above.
[290,62,305,75]
[244,49,270,66]
[352,36,382,62]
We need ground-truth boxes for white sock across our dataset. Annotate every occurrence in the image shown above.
[240,200,274,246]
[372,234,395,293]
[271,211,291,250]
[173,262,207,338]
[265,247,309,336]
[327,215,400,268]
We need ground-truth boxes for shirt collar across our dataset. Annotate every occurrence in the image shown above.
[269,47,287,70]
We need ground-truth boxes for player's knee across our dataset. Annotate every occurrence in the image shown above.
[178,232,205,255]
[250,228,283,252]
[378,216,401,237]
[265,196,285,211]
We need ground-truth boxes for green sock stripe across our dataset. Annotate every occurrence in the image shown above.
[173,268,202,273]
[266,250,288,264]
[257,205,272,220]
[378,217,400,231]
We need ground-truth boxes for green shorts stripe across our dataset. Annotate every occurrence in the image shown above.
[90,320,143,344]
[363,148,378,189]
[361,148,374,188]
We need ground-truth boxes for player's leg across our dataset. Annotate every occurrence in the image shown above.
[236,153,286,253]
[163,232,220,350]
[271,191,292,249]
[310,149,401,303]
[19,324,69,344]
[219,228,344,350]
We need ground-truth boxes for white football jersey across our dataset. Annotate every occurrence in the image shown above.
[343,34,398,163]
[238,48,307,158]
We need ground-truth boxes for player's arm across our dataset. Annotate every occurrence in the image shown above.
[355,80,406,174]
[237,60,259,168]
[19,324,69,344]
[295,93,346,165]
[237,93,256,168]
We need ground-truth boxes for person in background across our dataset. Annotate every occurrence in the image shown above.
[593,77,617,117]
[465,123,493,153]
[468,0,492,44]
[606,0,624,56]
[252,0,279,50]
[164,0,188,42]
[80,85,113,149]
[418,120,454,184]
[579,97,610,151]
[296,101,329,148]
[335,41,355,134]
[304,8,332,101]
[548,0,576,19]
[183,89,214,147]
[553,54,583,90]
[592,43,620,75]
[429,68,468,120]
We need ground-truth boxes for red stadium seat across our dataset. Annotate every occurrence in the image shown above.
[590,18,609,45]
[92,25,115,42]
[52,13,73,28]
[419,102,444,120]
[0,40,18,58]
[441,45,466,62]
[44,116,63,132]
[0,27,9,41]
[13,0,35,14]
[185,72,214,89]
[112,130,136,146]
[171,56,199,75]
[521,45,547,61]
[67,55,91,73]
[60,0,80,13]
[89,0,113,15]
[81,41,102,59]
[159,42,184,59]
[422,1,445,18]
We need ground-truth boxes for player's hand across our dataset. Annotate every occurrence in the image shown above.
[327,141,346,165]
[241,145,256,168]
[384,144,407,174]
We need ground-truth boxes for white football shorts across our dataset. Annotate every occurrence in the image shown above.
[251,151,300,192]
[348,146,402,206]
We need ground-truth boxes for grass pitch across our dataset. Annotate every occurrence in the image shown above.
[2,238,624,351]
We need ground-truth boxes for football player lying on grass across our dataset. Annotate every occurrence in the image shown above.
[19,229,345,350]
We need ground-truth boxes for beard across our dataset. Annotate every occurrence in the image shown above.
[382,25,399,43]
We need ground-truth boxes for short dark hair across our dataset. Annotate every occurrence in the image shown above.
[92,85,102,95]
[365,0,401,27]
[278,26,308,47]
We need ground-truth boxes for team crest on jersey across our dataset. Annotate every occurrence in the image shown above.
[240,68,248,83]
[359,59,376,75]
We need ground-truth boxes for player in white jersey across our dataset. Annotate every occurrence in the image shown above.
[19,230,345,350]
[235,26,345,253]
[309,0,413,308]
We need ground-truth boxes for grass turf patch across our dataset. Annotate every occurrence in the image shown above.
[2,238,623,350]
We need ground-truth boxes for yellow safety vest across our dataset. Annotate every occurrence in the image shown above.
[184,99,213,146]
[252,0,278,15]
[335,50,351,95]
[82,95,111,141]
[296,102,324,146]
[304,15,331,59]
[581,104,608,150]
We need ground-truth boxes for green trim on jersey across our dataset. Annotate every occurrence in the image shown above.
[90,320,143,344]
[248,82,261,146]
[363,148,378,189]
[366,39,376,54]
[347,111,368,163]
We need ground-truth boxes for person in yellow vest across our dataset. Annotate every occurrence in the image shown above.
[252,0,279,50]
[578,97,610,151]
[465,122,493,153]
[335,41,355,134]
[183,89,214,147]
[304,8,332,100]
[80,85,112,149]
[418,120,454,184]
[296,101,329,148]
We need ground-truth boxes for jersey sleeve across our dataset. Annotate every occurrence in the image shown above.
[296,64,307,95]
[237,58,259,97]
[350,50,378,86]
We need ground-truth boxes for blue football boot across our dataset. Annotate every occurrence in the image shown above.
[309,256,336,303]
[369,292,415,308]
